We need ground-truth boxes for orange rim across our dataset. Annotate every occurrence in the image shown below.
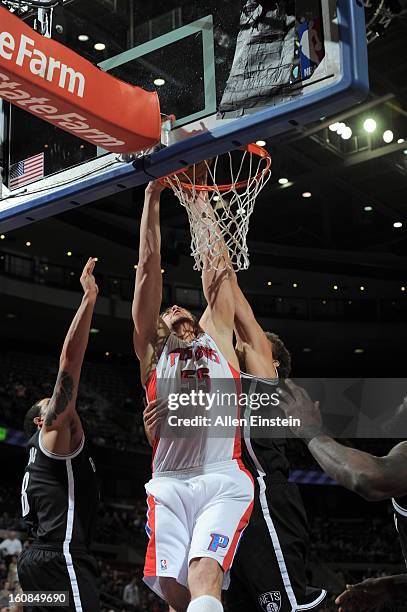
[160,143,272,192]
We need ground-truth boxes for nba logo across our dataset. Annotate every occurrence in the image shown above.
[258,591,281,612]
[160,559,168,570]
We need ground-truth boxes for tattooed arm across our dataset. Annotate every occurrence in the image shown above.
[42,258,98,456]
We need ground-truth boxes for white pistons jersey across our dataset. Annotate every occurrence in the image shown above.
[145,331,241,474]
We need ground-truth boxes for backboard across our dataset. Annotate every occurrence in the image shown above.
[0,0,368,231]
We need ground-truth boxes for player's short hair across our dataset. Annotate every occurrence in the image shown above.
[265,332,292,379]
[23,401,43,438]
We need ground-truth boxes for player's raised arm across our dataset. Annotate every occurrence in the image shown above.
[193,188,237,365]
[279,380,407,501]
[41,257,98,455]
[132,181,170,383]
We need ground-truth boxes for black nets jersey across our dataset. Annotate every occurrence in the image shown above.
[393,496,407,567]
[240,372,290,479]
[21,430,99,551]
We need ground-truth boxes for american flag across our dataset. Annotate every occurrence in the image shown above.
[9,153,45,190]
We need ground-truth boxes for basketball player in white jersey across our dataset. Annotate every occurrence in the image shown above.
[132,180,254,612]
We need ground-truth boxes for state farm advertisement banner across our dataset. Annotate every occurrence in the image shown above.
[0,7,161,152]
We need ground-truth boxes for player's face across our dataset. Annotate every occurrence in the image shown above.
[162,305,195,329]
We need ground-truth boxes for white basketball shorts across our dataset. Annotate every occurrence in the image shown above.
[143,459,254,600]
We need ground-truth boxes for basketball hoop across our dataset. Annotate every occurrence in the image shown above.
[161,143,272,272]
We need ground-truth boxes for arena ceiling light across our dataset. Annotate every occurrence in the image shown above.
[278,178,289,185]
[78,34,89,42]
[292,282,298,288]
[67,251,72,256]
[329,123,339,131]
[302,192,312,198]
[363,118,377,133]
[354,348,364,354]
[360,285,365,291]
[25,241,31,247]
[303,348,312,353]
[0,234,5,239]
[94,42,106,51]
[364,205,373,212]
[154,78,166,86]
[255,140,266,147]
[383,130,394,143]
[90,328,99,334]
[333,285,338,290]
[393,222,403,228]
[341,126,353,140]
[401,286,406,292]
[336,122,346,135]
[267,281,272,286]
[398,138,405,144]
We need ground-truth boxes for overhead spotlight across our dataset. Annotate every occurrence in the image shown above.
[341,126,353,140]
[134,264,138,270]
[154,78,166,86]
[256,140,266,147]
[397,138,405,144]
[303,348,312,353]
[67,251,72,257]
[329,123,339,132]
[267,281,272,286]
[360,285,365,291]
[0,234,5,239]
[364,205,373,212]
[161,268,165,274]
[90,328,100,334]
[94,43,106,51]
[336,122,346,135]
[354,348,364,354]
[25,241,31,247]
[278,178,289,185]
[333,285,338,290]
[292,282,298,288]
[302,192,312,198]
[105,351,110,357]
[403,150,407,155]
[94,257,99,262]
[78,34,89,42]
[363,118,377,133]
[394,221,403,228]
[383,130,394,143]
[401,286,406,292]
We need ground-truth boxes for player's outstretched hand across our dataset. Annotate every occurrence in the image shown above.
[145,179,167,195]
[143,398,168,446]
[278,379,322,440]
[80,257,99,298]
[335,577,389,611]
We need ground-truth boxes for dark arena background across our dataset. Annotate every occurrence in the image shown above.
[1,1,407,611]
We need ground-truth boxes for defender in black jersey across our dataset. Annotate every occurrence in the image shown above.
[225,319,326,611]
[18,258,100,612]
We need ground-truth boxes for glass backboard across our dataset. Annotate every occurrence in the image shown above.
[0,0,368,231]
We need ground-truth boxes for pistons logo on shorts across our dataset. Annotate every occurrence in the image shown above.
[208,533,229,553]
[258,591,281,612]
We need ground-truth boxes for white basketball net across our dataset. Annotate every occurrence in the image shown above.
[165,148,272,272]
